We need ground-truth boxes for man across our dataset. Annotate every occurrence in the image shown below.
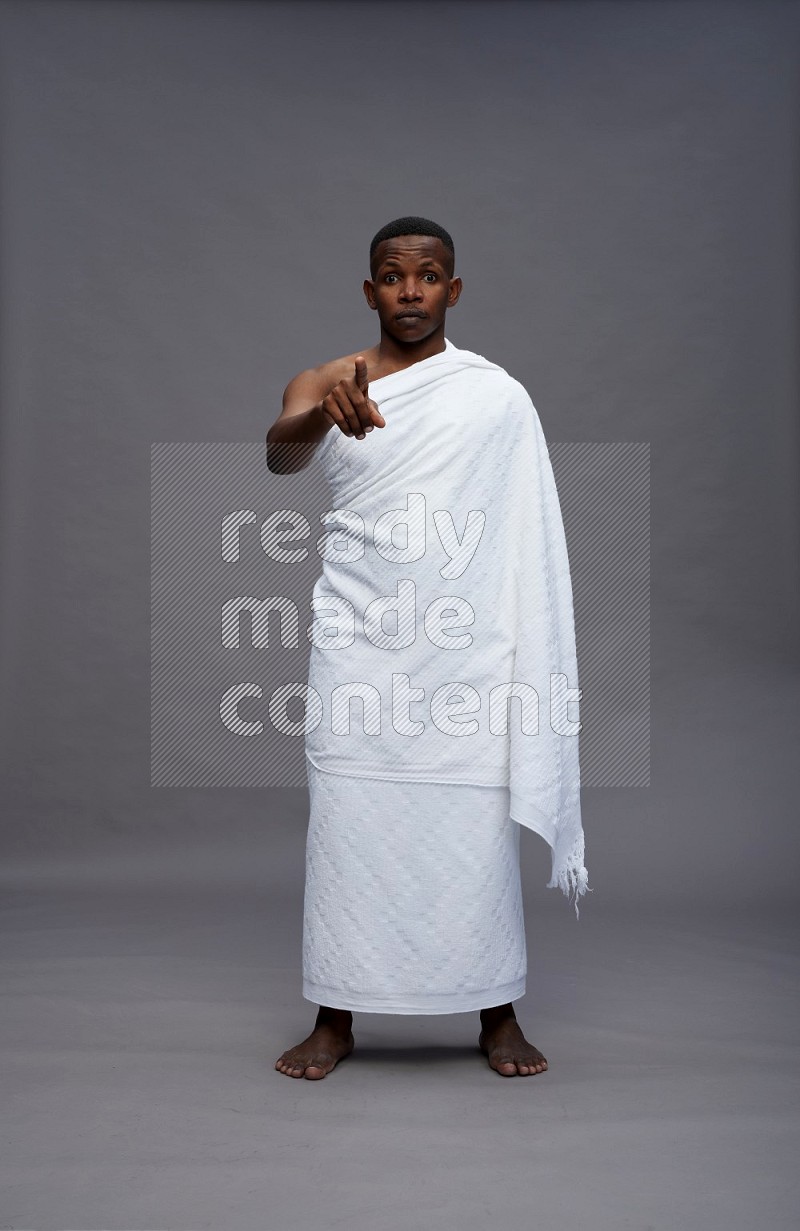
[266,216,587,1080]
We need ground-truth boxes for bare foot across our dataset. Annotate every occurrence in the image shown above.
[479,1005,548,1077]
[275,1010,354,1080]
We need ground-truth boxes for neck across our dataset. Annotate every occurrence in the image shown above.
[376,323,447,370]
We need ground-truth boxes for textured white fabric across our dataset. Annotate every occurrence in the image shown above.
[306,337,590,915]
[302,759,527,1014]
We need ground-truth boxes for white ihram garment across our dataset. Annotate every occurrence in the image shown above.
[301,337,589,1014]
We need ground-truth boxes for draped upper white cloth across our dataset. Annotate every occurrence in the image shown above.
[305,337,590,917]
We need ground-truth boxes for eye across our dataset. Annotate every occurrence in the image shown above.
[423,273,437,281]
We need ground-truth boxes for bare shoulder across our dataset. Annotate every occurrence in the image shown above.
[281,347,376,416]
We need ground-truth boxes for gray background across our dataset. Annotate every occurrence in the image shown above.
[1,1,798,1229]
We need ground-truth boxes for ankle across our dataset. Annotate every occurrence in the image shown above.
[480,1002,516,1027]
[316,1005,353,1031]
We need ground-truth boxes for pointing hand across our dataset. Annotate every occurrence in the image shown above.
[321,356,386,440]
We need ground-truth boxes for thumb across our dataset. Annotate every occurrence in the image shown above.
[353,355,369,394]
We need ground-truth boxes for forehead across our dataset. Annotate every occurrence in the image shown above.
[374,235,448,265]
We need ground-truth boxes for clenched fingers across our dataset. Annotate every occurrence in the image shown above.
[327,385,373,439]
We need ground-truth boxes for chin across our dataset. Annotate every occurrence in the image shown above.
[388,320,435,340]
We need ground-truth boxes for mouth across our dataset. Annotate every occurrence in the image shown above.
[396,310,426,319]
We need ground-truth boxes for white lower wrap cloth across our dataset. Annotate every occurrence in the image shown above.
[302,760,527,1014]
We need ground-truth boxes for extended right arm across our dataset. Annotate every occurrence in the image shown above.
[266,369,332,475]
[266,356,385,475]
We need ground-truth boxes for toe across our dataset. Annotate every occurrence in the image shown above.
[305,1064,328,1079]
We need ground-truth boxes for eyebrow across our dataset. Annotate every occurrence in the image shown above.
[380,257,442,269]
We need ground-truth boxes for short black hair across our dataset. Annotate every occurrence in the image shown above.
[369,216,455,279]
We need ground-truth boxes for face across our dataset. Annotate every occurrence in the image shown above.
[364,235,462,340]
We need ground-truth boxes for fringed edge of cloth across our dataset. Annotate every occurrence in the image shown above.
[547,831,592,921]
[510,792,592,921]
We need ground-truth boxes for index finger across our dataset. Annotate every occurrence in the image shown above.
[353,355,369,394]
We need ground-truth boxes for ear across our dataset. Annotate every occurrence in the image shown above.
[448,277,463,306]
[363,278,377,309]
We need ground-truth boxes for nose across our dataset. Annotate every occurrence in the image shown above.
[398,278,423,301]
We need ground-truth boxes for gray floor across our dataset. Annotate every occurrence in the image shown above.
[2,863,798,1230]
